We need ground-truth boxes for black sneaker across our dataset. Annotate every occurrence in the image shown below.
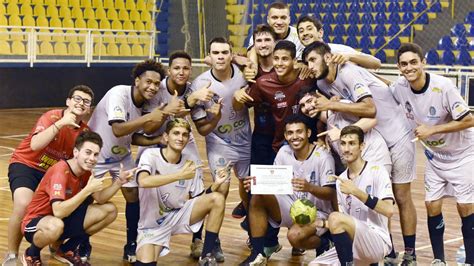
[291,247,306,256]
[232,201,247,219]
[123,242,137,263]
[212,239,225,263]
[78,240,92,263]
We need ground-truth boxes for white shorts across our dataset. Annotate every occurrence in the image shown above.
[424,160,473,203]
[389,133,416,184]
[309,218,390,265]
[269,194,328,237]
[136,198,203,257]
[94,155,137,187]
[207,145,250,180]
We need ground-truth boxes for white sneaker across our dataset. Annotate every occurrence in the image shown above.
[1,253,17,266]
[190,238,204,259]
[249,254,267,266]
[431,259,447,266]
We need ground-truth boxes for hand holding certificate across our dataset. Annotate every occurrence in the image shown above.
[250,164,293,195]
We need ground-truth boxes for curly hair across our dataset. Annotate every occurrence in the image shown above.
[131,59,166,81]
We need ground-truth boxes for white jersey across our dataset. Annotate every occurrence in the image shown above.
[135,77,198,160]
[326,101,392,168]
[190,64,251,149]
[137,148,204,230]
[328,43,357,54]
[248,26,305,60]
[88,85,159,164]
[391,73,474,169]
[337,161,394,247]
[317,63,411,147]
[274,145,336,215]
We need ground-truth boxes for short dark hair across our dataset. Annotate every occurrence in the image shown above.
[274,40,296,59]
[302,41,331,64]
[268,2,289,12]
[75,131,103,150]
[208,37,232,53]
[284,114,312,131]
[253,24,277,42]
[169,50,192,66]
[397,42,424,63]
[131,59,166,81]
[68,85,94,101]
[340,125,364,144]
[297,15,323,31]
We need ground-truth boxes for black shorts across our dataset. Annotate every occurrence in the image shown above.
[250,132,276,165]
[8,163,45,194]
[23,197,92,243]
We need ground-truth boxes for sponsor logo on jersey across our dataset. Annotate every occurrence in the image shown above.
[38,154,59,170]
[425,138,445,147]
[274,91,286,101]
[404,101,414,120]
[276,102,288,108]
[54,191,61,196]
[370,165,379,171]
[53,184,62,190]
[354,83,368,98]
[342,88,351,99]
[113,106,124,118]
[111,145,129,156]
[217,119,246,134]
[452,101,468,118]
[431,87,442,93]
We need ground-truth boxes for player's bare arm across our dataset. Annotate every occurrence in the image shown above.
[415,113,473,140]
[137,160,201,188]
[232,85,253,111]
[336,176,394,218]
[332,52,381,70]
[186,81,215,108]
[51,176,110,219]
[194,98,223,136]
[131,133,163,146]
[93,165,138,204]
[30,112,80,151]
[316,92,376,118]
[291,177,336,201]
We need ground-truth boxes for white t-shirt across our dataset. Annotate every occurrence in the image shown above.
[274,145,336,215]
[248,26,305,60]
[390,73,474,169]
[137,147,204,230]
[88,85,159,163]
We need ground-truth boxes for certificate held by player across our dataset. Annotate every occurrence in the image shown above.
[250,164,293,195]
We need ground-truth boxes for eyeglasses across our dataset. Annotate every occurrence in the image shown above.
[71,95,92,107]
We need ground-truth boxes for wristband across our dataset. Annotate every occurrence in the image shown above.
[364,195,379,209]
[205,186,213,194]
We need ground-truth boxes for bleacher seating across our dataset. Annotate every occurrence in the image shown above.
[0,0,161,58]
[225,0,450,62]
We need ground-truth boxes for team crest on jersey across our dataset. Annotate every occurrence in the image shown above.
[292,105,299,114]
[341,88,351,99]
[309,171,318,184]
[277,102,288,108]
[452,101,467,117]
[404,101,414,120]
[366,185,372,195]
[313,151,320,157]
[427,106,440,120]
[274,91,286,101]
[53,184,62,190]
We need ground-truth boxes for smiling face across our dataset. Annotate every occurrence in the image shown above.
[305,50,329,80]
[209,42,232,72]
[254,32,275,58]
[339,134,364,164]
[397,51,426,84]
[168,57,192,87]
[267,7,290,37]
[66,90,92,116]
[73,141,100,172]
[164,126,190,152]
[135,70,161,100]
[299,93,318,116]
[297,21,323,46]
[284,122,311,151]
[273,49,295,78]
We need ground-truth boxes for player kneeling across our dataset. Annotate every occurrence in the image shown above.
[310,126,394,265]
[240,115,337,265]
[135,118,227,266]
[21,131,136,266]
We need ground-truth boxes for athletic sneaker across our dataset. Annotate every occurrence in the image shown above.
[246,238,253,251]
[401,253,417,265]
[431,259,447,266]
[54,249,89,266]
[212,239,225,263]
[232,201,247,219]
[21,251,41,266]
[291,247,306,256]
[190,238,204,259]
[384,252,400,265]
[78,241,91,263]
[263,244,282,259]
[198,253,217,266]
[239,253,267,266]
[1,253,17,266]
[123,242,137,263]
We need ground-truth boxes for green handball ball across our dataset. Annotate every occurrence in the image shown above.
[290,198,317,225]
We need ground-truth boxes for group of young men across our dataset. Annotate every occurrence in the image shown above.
[2,1,473,266]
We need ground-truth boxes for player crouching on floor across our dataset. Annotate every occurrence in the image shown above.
[135,118,228,266]
[240,115,337,266]
[21,131,137,266]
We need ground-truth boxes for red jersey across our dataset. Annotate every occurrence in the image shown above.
[21,160,90,232]
[248,71,316,151]
[252,66,275,136]
[10,109,89,172]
